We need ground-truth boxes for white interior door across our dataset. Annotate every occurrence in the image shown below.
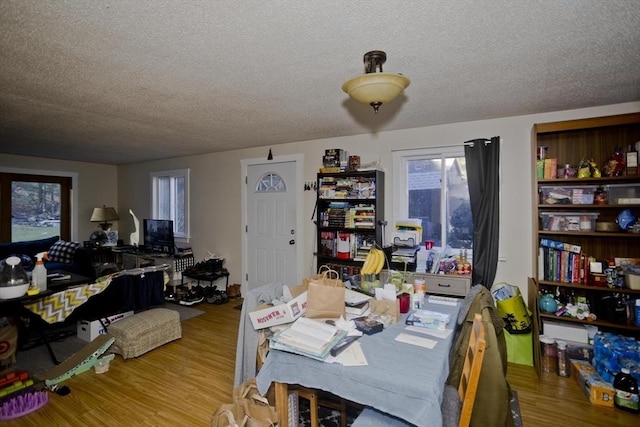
[245,159,299,289]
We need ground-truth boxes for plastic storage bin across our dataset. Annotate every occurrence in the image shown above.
[540,186,596,205]
[606,183,640,204]
[540,212,599,232]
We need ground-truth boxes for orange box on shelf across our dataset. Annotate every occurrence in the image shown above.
[544,158,558,179]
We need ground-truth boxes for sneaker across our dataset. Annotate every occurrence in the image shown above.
[164,289,177,302]
[207,290,222,304]
[208,290,229,305]
[179,289,204,306]
[214,291,228,305]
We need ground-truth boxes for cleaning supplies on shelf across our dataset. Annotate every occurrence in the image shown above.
[32,252,48,292]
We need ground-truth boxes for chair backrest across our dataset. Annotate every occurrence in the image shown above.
[457,313,486,427]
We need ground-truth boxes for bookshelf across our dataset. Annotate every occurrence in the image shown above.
[532,112,640,337]
[316,170,384,279]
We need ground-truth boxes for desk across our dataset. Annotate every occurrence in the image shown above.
[0,271,94,364]
[256,302,461,427]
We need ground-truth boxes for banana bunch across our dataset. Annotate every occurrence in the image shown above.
[361,248,385,275]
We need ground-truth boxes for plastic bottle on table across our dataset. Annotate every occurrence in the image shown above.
[32,252,48,292]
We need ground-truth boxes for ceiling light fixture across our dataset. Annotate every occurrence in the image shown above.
[342,50,410,113]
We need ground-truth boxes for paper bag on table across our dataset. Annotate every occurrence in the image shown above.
[305,269,345,319]
[370,298,400,324]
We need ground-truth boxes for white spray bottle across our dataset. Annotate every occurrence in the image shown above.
[32,252,48,292]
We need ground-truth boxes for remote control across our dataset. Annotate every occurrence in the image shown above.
[330,336,359,357]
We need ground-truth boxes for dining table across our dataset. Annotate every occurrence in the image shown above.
[256,300,462,427]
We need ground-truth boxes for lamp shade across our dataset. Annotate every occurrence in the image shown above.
[90,207,119,223]
[342,50,410,113]
[342,73,410,106]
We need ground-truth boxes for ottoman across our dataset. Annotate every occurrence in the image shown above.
[108,308,182,359]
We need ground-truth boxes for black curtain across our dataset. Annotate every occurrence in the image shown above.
[464,136,500,288]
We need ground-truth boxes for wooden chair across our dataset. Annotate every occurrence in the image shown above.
[290,385,348,427]
[457,313,486,427]
[255,336,352,427]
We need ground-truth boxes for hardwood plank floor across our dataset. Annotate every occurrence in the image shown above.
[507,363,638,426]
[4,301,638,426]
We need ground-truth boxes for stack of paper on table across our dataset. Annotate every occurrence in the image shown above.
[270,317,347,361]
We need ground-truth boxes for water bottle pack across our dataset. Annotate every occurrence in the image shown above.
[593,332,640,384]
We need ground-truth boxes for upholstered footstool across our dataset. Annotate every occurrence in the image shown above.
[108,308,182,359]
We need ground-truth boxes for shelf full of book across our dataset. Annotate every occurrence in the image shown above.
[316,170,384,279]
[533,112,640,337]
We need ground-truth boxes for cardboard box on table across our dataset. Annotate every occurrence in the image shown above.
[77,311,134,342]
[249,285,308,330]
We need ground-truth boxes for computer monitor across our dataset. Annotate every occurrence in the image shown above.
[143,219,175,254]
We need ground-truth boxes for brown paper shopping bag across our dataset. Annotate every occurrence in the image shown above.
[305,269,345,318]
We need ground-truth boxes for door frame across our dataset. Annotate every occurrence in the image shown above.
[240,153,304,289]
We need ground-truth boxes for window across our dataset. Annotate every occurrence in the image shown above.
[150,169,190,241]
[0,173,72,242]
[256,173,286,192]
[393,148,472,253]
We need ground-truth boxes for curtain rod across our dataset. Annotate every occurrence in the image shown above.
[391,137,498,153]
[391,143,465,153]
[463,138,492,147]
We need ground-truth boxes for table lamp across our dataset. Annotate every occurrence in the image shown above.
[90,206,119,246]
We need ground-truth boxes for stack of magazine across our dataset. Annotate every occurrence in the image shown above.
[270,317,347,361]
[405,310,451,330]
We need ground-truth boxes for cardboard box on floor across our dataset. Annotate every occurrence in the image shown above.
[77,311,134,342]
[249,285,307,330]
[572,359,614,407]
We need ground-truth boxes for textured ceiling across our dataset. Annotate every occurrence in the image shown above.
[1,1,639,165]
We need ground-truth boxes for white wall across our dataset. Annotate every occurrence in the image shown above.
[4,102,638,302]
[117,102,640,301]
[0,154,118,242]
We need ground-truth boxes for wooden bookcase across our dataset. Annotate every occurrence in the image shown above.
[532,112,640,337]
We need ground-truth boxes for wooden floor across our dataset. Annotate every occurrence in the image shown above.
[5,300,638,426]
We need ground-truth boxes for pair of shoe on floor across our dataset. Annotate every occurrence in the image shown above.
[207,288,229,305]
[165,287,205,306]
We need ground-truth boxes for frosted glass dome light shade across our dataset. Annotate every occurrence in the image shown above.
[342,50,410,113]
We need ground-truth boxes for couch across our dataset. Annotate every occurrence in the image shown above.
[0,236,95,279]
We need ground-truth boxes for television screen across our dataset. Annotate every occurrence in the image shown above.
[143,219,175,254]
